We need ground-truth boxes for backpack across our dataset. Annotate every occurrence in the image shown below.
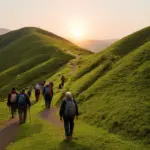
[64,99,76,118]
[18,94,26,106]
[10,93,17,103]
[44,86,52,96]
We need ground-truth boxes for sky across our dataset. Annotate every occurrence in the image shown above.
[0,0,150,40]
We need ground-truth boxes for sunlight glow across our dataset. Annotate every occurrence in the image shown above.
[69,22,86,41]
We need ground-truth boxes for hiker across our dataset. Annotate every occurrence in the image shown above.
[43,82,53,109]
[61,75,65,87]
[35,83,41,102]
[59,83,63,89]
[40,80,46,87]
[17,89,31,124]
[59,92,79,140]
[27,86,32,98]
[7,88,18,118]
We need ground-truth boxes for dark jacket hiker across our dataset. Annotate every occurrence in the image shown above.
[59,92,79,140]
[43,83,53,109]
[7,88,18,118]
[17,89,31,124]
[61,75,65,87]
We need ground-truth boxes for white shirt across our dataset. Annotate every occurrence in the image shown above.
[35,84,41,90]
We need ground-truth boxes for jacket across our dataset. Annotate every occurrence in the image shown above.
[59,98,79,118]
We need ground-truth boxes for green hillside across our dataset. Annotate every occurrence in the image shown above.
[0,27,91,97]
[0,26,150,150]
[65,26,150,142]
[46,26,150,142]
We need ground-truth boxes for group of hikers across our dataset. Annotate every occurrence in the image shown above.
[7,75,79,140]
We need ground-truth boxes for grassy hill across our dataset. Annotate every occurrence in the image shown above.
[0,26,150,150]
[0,27,91,98]
[64,26,150,142]
[45,26,150,142]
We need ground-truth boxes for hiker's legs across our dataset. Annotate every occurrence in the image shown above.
[11,104,17,118]
[70,118,74,136]
[44,96,47,108]
[63,118,70,137]
[23,108,27,123]
[10,106,14,118]
[36,94,39,102]
[18,108,23,123]
[44,96,49,108]
[48,98,52,109]
[35,90,40,102]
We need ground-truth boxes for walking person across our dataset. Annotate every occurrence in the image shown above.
[61,75,65,87]
[59,92,79,140]
[43,82,53,109]
[27,86,32,98]
[17,89,31,124]
[7,87,18,118]
[35,83,41,102]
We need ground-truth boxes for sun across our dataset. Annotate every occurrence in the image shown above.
[69,23,85,41]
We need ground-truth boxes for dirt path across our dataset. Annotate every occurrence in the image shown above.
[40,106,63,127]
[66,50,80,74]
[0,118,19,150]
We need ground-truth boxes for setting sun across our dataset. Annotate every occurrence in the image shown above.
[68,21,86,40]
[70,26,84,40]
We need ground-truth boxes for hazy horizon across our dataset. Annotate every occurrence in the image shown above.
[0,0,150,40]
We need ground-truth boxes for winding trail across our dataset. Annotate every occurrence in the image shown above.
[40,106,63,127]
[66,50,80,74]
[0,118,19,150]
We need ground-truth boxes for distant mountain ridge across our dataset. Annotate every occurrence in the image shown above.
[0,28,10,35]
[76,39,118,53]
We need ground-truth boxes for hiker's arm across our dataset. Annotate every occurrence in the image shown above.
[59,100,65,118]
[74,100,79,116]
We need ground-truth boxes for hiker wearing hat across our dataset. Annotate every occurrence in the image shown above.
[7,87,18,118]
[59,92,79,140]
[43,82,53,109]
[17,89,31,124]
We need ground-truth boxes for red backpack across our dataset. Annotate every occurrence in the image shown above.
[10,93,17,103]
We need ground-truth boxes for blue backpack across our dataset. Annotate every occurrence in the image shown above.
[18,94,26,106]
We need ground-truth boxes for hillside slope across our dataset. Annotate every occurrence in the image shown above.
[69,26,150,142]
[0,27,91,97]
[47,26,150,142]
[0,27,150,150]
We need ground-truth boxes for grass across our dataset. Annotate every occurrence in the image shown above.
[0,26,150,149]
[0,101,9,128]
[66,27,150,142]
[5,95,150,150]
